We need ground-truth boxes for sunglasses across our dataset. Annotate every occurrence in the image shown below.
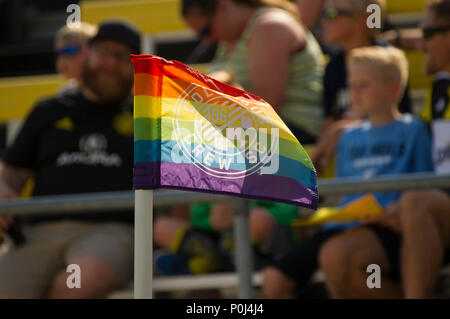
[322,7,354,21]
[422,24,450,40]
[55,44,81,57]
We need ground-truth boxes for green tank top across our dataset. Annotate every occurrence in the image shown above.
[210,7,325,138]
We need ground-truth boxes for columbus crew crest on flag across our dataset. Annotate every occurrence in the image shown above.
[172,82,280,179]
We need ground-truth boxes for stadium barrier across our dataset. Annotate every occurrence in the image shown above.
[0,172,449,298]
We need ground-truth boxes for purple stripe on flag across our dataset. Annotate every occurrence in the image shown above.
[134,162,318,209]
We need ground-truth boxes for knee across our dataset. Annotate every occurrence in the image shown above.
[249,208,275,243]
[318,238,351,286]
[398,191,432,226]
[399,191,427,218]
[319,238,371,298]
[68,257,117,293]
[262,267,295,299]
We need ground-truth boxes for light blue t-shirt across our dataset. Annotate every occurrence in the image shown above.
[324,114,434,230]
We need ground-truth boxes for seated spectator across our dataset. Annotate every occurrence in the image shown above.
[181,0,325,145]
[319,0,450,299]
[54,22,97,95]
[0,20,140,298]
[153,200,299,275]
[312,0,414,173]
[262,46,434,299]
[320,0,412,131]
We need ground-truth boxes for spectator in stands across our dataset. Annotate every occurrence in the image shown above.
[0,20,140,298]
[321,0,411,131]
[181,0,325,145]
[262,46,434,299]
[54,23,97,95]
[154,200,299,275]
[318,0,450,299]
[311,0,413,173]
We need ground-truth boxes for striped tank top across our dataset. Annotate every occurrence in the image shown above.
[210,7,325,138]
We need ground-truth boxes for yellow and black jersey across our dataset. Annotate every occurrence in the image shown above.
[421,73,450,122]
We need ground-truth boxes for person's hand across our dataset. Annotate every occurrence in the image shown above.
[311,121,344,173]
[210,202,234,231]
[379,28,423,51]
[209,70,243,89]
[362,202,401,233]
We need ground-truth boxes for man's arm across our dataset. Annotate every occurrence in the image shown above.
[297,0,326,31]
[0,161,34,229]
[247,13,305,112]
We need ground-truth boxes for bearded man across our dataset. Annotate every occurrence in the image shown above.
[0,20,141,298]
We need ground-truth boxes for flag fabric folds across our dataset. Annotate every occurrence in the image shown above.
[131,55,318,209]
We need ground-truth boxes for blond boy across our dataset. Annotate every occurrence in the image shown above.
[318,46,435,298]
[263,46,433,299]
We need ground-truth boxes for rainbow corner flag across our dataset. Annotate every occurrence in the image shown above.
[131,55,318,209]
[292,194,384,226]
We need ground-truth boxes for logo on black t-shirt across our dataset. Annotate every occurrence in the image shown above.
[56,133,122,167]
[79,134,107,153]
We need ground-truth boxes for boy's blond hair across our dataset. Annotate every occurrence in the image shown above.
[327,0,386,39]
[348,46,409,100]
[55,22,97,46]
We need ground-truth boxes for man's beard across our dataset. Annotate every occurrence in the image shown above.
[81,59,133,104]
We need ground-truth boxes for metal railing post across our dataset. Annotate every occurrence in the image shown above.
[233,199,254,299]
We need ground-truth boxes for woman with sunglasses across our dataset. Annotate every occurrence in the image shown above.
[182,0,325,145]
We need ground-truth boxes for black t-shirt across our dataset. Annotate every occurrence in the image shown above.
[323,46,412,119]
[3,91,134,223]
[430,76,450,120]
[422,73,450,194]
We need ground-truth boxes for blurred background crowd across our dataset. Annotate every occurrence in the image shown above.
[0,0,449,299]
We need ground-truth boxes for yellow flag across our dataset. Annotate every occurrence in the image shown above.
[293,194,384,226]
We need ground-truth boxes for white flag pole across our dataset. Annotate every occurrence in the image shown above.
[134,189,153,299]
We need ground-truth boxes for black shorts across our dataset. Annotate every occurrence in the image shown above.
[367,224,450,282]
[271,229,343,286]
[273,225,450,287]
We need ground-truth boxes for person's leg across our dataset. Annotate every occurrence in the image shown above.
[262,229,340,299]
[398,190,450,298]
[250,207,298,267]
[48,223,134,299]
[47,255,117,298]
[0,240,66,298]
[262,266,297,298]
[0,221,97,298]
[155,215,228,275]
[319,226,402,298]
[153,216,190,252]
[249,207,276,245]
